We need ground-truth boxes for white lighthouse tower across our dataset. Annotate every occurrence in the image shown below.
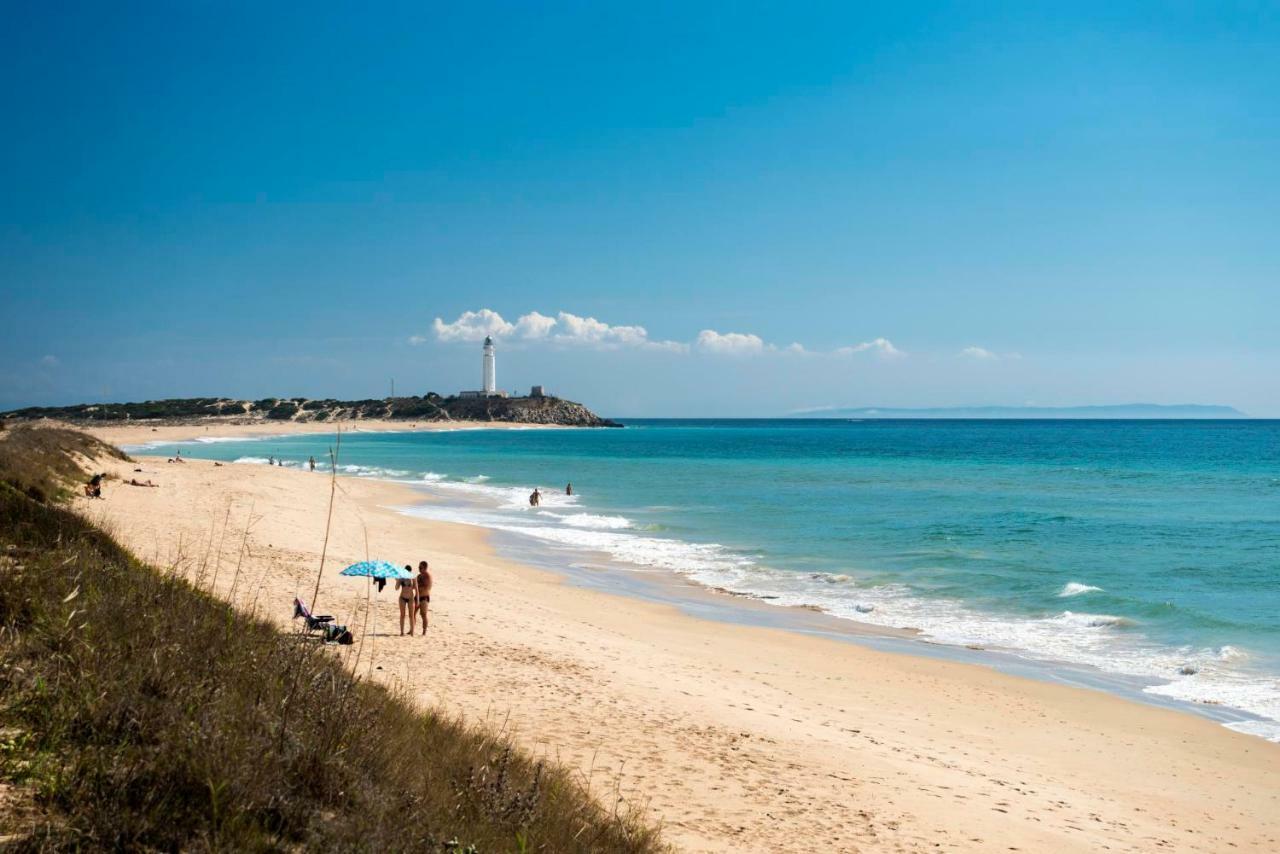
[482,335,496,395]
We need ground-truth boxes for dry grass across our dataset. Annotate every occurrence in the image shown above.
[0,429,664,852]
[0,426,130,504]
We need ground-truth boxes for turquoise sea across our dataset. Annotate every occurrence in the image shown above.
[137,419,1280,739]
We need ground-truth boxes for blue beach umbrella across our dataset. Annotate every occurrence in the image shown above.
[340,560,412,579]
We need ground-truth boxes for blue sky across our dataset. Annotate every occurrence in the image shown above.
[2,2,1277,416]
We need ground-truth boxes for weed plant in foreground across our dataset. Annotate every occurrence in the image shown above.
[0,428,664,852]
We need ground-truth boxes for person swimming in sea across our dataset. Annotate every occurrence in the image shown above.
[565,482,573,496]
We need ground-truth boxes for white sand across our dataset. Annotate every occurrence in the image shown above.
[79,442,1280,852]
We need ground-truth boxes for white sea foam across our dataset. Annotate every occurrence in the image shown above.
[1058,582,1103,597]
[233,456,272,464]
[382,466,1280,742]
[337,463,411,478]
[540,512,633,530]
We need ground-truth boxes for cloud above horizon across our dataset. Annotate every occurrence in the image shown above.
[421,309,896,359]
[959,345,1021,361]
[834,337,903,359]
[426,309,686,351]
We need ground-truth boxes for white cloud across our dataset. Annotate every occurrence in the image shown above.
[40,355,59,368]
[696,329,766,355]
[427,310,900,360]
[835,337,903,358]
[514,311,557,339]
[960,346,1020,361]
[407,335,427,345]
[429,308,684,351]
[554,312,651,348]
[432,309,513,342]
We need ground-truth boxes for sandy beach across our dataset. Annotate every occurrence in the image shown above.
[66,417,565,449]
[76,434,1279,852]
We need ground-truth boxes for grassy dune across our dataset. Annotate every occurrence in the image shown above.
[0,427,662,852]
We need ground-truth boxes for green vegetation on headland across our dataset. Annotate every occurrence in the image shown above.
[1,395,622,428]
[0,426,659,851]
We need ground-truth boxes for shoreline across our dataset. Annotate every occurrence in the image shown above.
[75,435,1280,851]
[474,520,1273,734]
[104,419,1280,738]
[64,417,572,448]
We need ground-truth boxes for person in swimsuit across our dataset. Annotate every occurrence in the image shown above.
[396,565,417,635]
[416,560,433,633]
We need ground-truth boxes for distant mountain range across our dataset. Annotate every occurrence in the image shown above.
[794,404,1248,419]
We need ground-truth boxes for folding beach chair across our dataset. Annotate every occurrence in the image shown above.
[292,598,353,644]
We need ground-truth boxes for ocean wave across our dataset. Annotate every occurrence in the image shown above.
[390,468,1280,742]
[1053,611,1135,629]
[233,456,272,464]
[339,463,410,478]
[1058,581,1103,597]
[539,512,633,530]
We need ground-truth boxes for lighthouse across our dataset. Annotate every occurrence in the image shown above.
[482,335,496,395]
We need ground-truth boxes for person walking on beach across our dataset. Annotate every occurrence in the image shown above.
[396,566,417,635]
[308,456,316,471]
[415,560,433,634]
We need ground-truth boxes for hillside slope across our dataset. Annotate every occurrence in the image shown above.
[2,394,621,428]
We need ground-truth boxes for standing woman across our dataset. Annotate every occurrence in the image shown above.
[416,560,433,634]
[396,565,417,635]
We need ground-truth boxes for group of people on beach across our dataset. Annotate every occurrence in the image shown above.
[392,560,433,636]
[528,483,572,507]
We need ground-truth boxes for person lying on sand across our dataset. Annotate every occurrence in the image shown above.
[127,478,159,487]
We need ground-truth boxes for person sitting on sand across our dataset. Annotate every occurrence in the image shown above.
[396,567,417,636]
[268,455,275,465]
[84,473,103,498]
[175,450,184,463]
[416,560,433,633]
[529,488,541,507]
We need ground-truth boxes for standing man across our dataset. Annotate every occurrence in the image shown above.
[308,456,316,471]
[416,560,433,633]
